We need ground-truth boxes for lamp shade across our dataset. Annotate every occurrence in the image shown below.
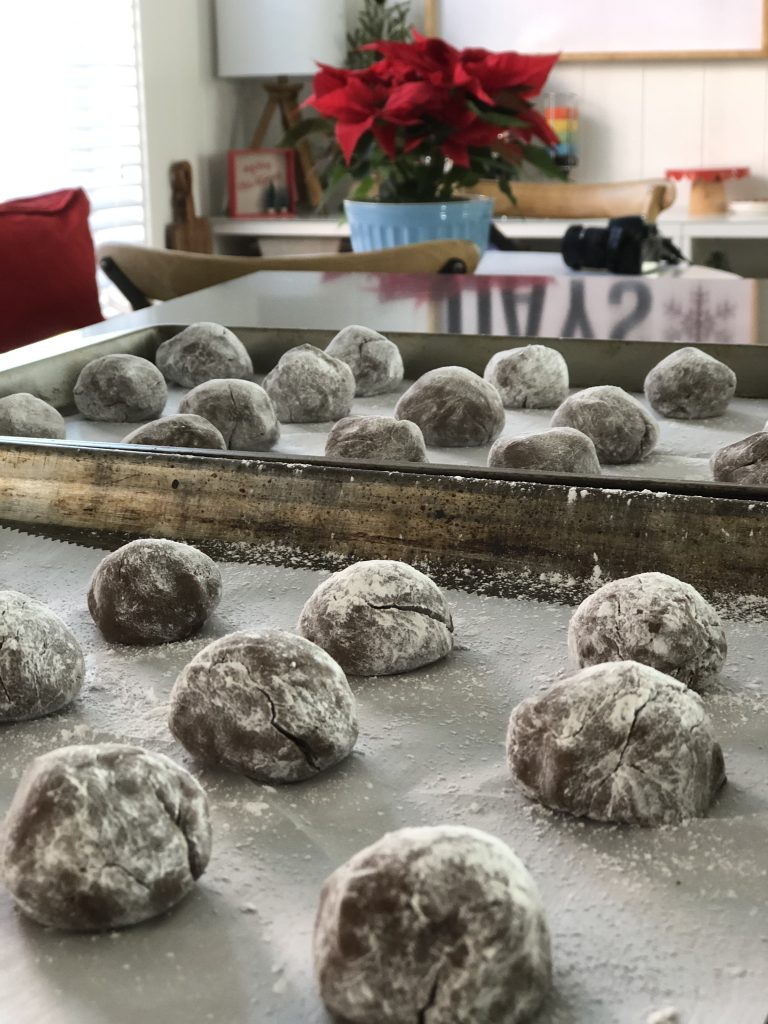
[215,0,347,78]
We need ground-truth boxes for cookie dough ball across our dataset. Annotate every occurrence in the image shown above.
[0,591,84,721]
[711,432,768,485]
[2,744,211,930]
[315,825,551,1024]
[169,629,357,783]
[325,324,404,396]
[298,559,453,676]
[488,427,600,475]
[507,661,725,826]
[484,345,569,409]
[87,538,222,645]
[644,346,736,419]
[0,393,66,439]
[121,413,226,450]
[394,366,504,447]
[550,385,658,464]
[73,354,167,422]
[324,416,427,463]
[155,322,253,388]
[263,344,355,423]
[178,378,279,451]
[568,571,726,688]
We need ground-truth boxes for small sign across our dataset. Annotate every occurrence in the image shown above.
[228,148,297,218]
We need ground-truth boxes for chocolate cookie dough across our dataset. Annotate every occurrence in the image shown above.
[550,385,659,464]
[169,629,357,783]
[121,413,226,450]
[0,590,84,721]
[73,354,167,422]
[484,345,569,409]
[324,416,427,463]
[488,427,600,474]
[0,393,66,439]
[568,571,726,689]
[87,538,222,645]
[394,366,505,447]
[263,345,355,423]
[644,346,736,419]
[178,379,279,451]
[506,660,726,826]
[711,431,768,485]
[155,322,253,388]
[325,324,404,396]
[314,825,552,1024]
[2,743,211,930]
[298,559,453,676]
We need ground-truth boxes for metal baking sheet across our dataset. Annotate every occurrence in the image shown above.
[0,524,765,1024]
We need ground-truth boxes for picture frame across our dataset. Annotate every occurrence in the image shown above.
[424,0,768,62]
[227,148,297,218]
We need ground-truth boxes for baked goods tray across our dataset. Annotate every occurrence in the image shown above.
[0,443,767,1024]
[3,323,768,491]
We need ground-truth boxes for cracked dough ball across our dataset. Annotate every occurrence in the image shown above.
[314,825,551,1024]
[298,559,454,676]
[0,393,66,439]
[550,385,658,464]
[506,661,725,826]
[0,590,84,721]
[568,571,726,689]
[2,743,211,930]
[73,354,167,422]
[326,324,404,396]
[155,322,253,388]
[178,378,279,451]
[324,416,427,463]
[263,344,355,423]
[395,366,505,447]
[711,431,768,485]
[121,413,226,450]
[484,345,569,409]
[169,629,357,783]
[88,538,222,645]
[488,427,600,475]
[644,346,736,419]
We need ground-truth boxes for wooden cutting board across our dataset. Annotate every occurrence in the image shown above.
[164,160,213,253]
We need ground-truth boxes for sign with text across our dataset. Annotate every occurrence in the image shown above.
[228,148,297,219]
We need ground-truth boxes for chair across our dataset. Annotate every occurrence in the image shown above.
[463,179,677,224]
[97,239,481,309]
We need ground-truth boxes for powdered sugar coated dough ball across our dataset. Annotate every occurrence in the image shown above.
[73,354,167,421]
[551,385,658,464]
[314,825,552,1024]
[484,345,569,409]
[325,324,404,396]
[568,571,726,689]
[0,590,84,721]
[0,393,66,439]
[298,559,453,675]
[122,413,226,450]
[506,660,726,826]
[155,322,253,388]
[178,378,279,451]
[169,629,357,783]
[324,416,427,463]
[711,431,768,485]
[2,743,211,930]
[644,346,736,419]
[394,366,504,447]
[488,427,600,474]
[264,344,355,422]
[88,538,222,645]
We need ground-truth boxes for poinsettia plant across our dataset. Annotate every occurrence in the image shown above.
[286,30,562,205]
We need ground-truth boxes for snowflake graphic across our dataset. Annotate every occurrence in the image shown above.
[663,286,736,343]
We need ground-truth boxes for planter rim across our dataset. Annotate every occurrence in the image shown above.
[344,197,492,207]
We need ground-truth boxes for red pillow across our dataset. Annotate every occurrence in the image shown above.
[0,188,104,351]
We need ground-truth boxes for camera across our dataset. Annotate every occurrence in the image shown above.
[561,216,684,275]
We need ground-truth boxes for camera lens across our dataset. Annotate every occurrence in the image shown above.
[561,225,609,270]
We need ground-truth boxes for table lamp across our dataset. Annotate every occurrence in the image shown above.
[214,0,346,208]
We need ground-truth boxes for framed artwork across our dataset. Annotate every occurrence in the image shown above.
[228,148,297,218]
[424,0,768,61]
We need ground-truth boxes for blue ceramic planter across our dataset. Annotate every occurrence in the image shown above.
[344,197,493,253]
